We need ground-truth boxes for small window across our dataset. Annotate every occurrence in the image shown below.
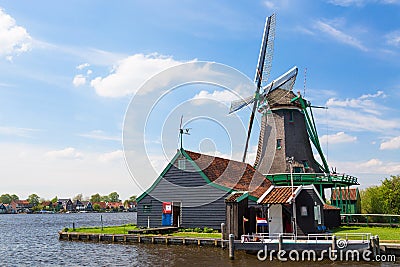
[314,205,322,224]
[301,206,308,216]
[289,111,294,122]
[178,159,186,170]
[143,204,152,213]
[276,139,282,150]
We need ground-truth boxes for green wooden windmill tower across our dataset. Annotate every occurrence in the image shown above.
[230,14,359,211]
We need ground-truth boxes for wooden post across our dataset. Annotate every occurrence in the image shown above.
[331,235,337,259]
[278,233,283,252]
[375,235,380,256]
[221,223,226,248]
[229,234,234,260]
[370,236,376,258]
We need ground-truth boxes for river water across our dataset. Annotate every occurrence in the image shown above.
[0,213,397,266]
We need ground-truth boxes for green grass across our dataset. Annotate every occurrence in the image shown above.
[65,224,138,234]
[64,225,222,238]
[333,226,400,242]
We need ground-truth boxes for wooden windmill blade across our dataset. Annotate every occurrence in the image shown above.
[242,14,276,163]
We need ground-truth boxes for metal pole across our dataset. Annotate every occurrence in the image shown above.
[229,234,235,260]
[221,223,226,248]
[101,215,103,231]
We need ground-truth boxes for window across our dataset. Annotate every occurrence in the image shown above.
[289,111,294,122]
[301,206,308,216]
[178,159,186,170]
[276,139,282,150]
[314,205,322,224]
[143,204,152,213]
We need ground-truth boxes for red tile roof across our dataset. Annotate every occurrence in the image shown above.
[331,188,358,201]
[323,204,341,210]
[258,186,298,204]
[225,192,245,202]
[185,150,272,198]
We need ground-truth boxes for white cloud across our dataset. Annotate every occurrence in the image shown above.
[0,8,32,60]
[327,0,365,6]
[328,0,400,6]
[98,150,123,162]
[320,131,357,144]
[331,158,400,175]
[319,91,399,133]
[191,90,238,106]
[385,30,400,47]
[0,126,39,137]
[78,130,120,141]
[380,136,400,150]
[76,63,90,70]
[359,90,385,99]
[314,20,368,51]
[90,53,184,98]
[72,74,86,87]
[45,147,83,160]
[263,0,290,10]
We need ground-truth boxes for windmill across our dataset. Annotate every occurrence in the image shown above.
[230,15,359,202]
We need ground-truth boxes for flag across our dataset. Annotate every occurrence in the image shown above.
[256,216,268,226]
[243,216,249,222]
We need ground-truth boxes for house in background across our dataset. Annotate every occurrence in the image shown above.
[10,200,32,213]
[0,203,7,214]
[137,149,272,230]
[57,199,73,212]
[107,202,124,211]
[81,201,93,211]
[331,188,361,214]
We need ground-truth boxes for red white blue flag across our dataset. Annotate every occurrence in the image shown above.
[256,216,268,226]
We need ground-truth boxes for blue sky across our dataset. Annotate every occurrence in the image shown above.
[0,0,399,200]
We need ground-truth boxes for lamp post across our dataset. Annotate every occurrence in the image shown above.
[286,156,297,237]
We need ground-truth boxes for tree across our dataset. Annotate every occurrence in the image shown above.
[10,194,19,202]
[51,196,58,203]
[108,192,120,202]
[28,194,40,207]
[90,193,101,203]
[93,203,101,211]
[100,195,110,202]
[73,193,83,202]
[129,195,137,202]
[361,175,400,214]
[0,194,12,204]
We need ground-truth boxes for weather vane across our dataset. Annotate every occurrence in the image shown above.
[179,115,191,149]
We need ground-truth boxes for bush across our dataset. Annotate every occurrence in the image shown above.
[63,227,69,232]
[203,227,214,233]
[194,227,202,233]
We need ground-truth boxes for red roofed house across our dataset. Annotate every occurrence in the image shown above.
[137,149,272,230]
[331,187,361,214]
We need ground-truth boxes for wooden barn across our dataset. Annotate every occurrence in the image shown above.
[136,149,272,230]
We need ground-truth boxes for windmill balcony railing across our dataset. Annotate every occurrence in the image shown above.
[265,173,358,185]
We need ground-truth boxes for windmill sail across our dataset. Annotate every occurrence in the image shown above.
[263,66,298,93]
[242,14,276,162]
[229,95,255,114]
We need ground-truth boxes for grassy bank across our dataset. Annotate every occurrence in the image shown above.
[63,225,221,238]
[333,226,400,242]
[64,224,138,234]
